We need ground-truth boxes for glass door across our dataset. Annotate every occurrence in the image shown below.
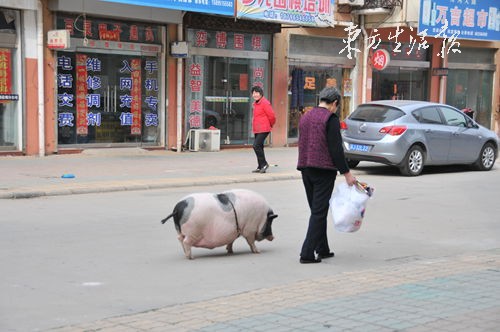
[57,50,160,146]
[446,69,494,129]
[205,57,251,145]
[371,67,428,101]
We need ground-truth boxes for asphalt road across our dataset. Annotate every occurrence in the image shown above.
[1,164,499,331]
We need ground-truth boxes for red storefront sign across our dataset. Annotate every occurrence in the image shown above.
[75,54,89,135]
[0,48,13,103]
[372,49,390,71]
[130,58,142,135]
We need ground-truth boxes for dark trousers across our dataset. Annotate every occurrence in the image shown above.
[253,132,269,169]
[300,168,337,260]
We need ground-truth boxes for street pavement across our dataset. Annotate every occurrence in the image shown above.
[2,147,500,331]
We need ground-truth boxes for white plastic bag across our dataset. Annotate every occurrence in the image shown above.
[330,181,373,233]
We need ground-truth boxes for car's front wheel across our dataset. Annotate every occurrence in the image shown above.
[399,145,424,176]
[472,142,496,171]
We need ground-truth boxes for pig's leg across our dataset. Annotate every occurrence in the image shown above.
[245,236,260,253]
[226,242,234,254]
[178,234,193,259]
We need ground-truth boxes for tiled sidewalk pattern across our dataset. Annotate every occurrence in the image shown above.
[50,250,500,332]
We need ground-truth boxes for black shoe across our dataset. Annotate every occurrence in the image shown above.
[251,168,261,173]
[260,164,269,173]
[318,252,335,259]
[300,257,322,264]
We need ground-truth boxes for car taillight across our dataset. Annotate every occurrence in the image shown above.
[379,125,407,136]
[340,121,348,130]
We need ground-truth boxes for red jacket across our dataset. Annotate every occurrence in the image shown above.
[252,96,276,134]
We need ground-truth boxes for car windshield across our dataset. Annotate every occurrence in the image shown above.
[349,105,405,123]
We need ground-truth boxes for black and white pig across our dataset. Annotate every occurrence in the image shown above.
[161,189,278,259]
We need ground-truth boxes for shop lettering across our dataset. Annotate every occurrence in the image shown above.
[242,0,330,14]
[0,94,19,101]
[145,113,158,127]
[211,0,231,7]
[280,12,315,23]
[98,23,121,42]
[216,31,227,48]
[340,22,461,60]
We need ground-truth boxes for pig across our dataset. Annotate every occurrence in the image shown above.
[161,189,278,259]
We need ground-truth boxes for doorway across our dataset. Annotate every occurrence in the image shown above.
[446,69,494,129]
[205,57,251,145]
[372,67,428,101]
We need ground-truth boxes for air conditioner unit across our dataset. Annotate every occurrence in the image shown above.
[189,129,221,152]
[338,0,364,6]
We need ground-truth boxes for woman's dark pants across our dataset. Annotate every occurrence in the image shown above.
[300,168,337,260]
[253,132,270,169]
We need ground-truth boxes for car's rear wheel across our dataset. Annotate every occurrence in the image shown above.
[347,159,360,169]
[472,142,496,171]
[399,145,424,176]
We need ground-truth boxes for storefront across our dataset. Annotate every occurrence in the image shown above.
[446,47,497,129]
[53,14,164,147]
[371,41,431,101]
[416,0,500,132]
[0,7,21,152]
[286,34,355,143]
[184,13,279,146]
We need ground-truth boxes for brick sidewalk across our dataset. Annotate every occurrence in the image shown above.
[49,249,500,332]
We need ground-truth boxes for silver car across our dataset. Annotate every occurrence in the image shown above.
[342,100,499,176]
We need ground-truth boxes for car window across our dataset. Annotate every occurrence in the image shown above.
[438,106,467,127]
[413,107,443,124]
[349,105,404,123]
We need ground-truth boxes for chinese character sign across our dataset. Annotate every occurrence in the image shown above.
[237,0,335,27]
[186,56,204,129]
[0,49,13,102]
[75,54,89,135]
[419,0,500,42]
[130,58,142,135]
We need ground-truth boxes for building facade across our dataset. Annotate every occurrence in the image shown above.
[1,0,499,156]
[0,2,39,155]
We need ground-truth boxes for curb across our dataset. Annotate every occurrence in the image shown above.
[0,172,301,199]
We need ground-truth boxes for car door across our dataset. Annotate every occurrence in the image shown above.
[414,107,450,163]
[438,106,482,162]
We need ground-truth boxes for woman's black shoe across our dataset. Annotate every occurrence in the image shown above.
[318,252,335,259]
[260,164,269,173]
[251,168,261,173]
[300,257,322,264]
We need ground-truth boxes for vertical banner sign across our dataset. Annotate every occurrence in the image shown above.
[187,56,203,129]
[0,48,12,102]
[75,54,89,135]
[130,58,142,135]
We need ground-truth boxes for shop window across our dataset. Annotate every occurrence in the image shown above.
[0,9,19,150]
[287,66,346,139]
[446,69,493,129]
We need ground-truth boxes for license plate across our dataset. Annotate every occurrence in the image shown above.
[350,143,370,152]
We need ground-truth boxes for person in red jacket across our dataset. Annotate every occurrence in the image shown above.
[251,86,276,173]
